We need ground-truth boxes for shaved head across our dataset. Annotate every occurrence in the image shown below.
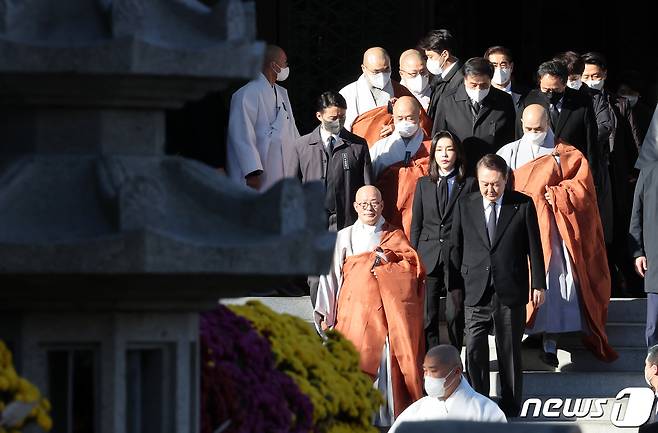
[355,185,382,203]
[521,103,549,133]
[262,45,287,81]
[392,95,421,121]
[425,345,462,368]
[400,49,424,67]
[362,47,390,72]
[264,45,285,64]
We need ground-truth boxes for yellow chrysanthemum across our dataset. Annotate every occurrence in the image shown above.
[230,301,381,433]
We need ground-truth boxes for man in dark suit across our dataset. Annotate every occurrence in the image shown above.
[285,90,372,231]
[641,345,658,432]
[432,57,516,174]
[418,29,463,122]
[484,45,529,113]
[284,91,372,304]
[450,154,546,417]
[518,60,601,188]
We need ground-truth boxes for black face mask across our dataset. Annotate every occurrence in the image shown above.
[544,90,564,105]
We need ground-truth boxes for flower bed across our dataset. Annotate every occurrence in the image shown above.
[201,301,381,433]
[0,341,52,433]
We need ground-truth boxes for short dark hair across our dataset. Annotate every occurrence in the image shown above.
[316,91,347,112]
[553,51,584,76]
[418,29,457,57]
[648,345,658,366]
[537,60,568,85]
[484,46,513,63]
[428,130,467,184]
[582,52,608,71]
[463,57,494,79]
[476,154,508,178]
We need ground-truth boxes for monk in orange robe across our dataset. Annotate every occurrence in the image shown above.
[370,96,431,239]
[497,104,617,363]
[315,185,425,425]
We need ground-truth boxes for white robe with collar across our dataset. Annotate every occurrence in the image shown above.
[339,74,394,131]
[369,128,424,178]
[226,73,299,191]
[388,378,507,432]
[497,129,582,334]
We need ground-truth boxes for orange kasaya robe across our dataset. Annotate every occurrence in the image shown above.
[351,82,433,148]
[335,222,425,417]
[512,141,618,362]
[375,140,431,239]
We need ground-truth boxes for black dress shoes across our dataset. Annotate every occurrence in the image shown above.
[540,351,559,368]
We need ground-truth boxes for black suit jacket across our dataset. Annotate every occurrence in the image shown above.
[450,190,546,307]
[427,61,463,121]
[518,88,598,172]
[410,175,477,279]
[433,85,516,174]
[284,126,372,230]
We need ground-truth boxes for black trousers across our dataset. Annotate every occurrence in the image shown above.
[465,288,525,417]
[425,263,464,351]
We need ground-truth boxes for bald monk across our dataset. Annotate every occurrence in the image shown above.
[369,96,431,238]
[497,104,617,365]
[389,345,506,432]
[340,47,432,146]
[315,185,425,426]
[399,49,431,110]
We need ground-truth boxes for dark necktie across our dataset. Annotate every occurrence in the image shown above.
[328,136,336,154]
[436,171,456,217]
[470,99,481,119]
[487,201,497,245]
[549,103,560,130]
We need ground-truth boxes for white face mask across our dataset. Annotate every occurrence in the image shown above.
[367,71,391,89]
[276,66,290,82]
[426,56,447,76]
[585,79,604,91]
[403,74,429,94]
[424,367,456,399]
[523,130,548,147]
[465,86,490,103]
[395,120,419,138]
[492,68,511,86]
[567,78,583,90]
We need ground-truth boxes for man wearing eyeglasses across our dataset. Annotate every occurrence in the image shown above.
[399,49,431,111]
[316,185,425,428]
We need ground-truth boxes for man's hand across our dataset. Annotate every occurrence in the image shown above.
[313,312,328,338]
[532,288,545,308]
[380,123,394,138]
[635,256,648,278]
[544,185,553,206]
[245,172,262,190]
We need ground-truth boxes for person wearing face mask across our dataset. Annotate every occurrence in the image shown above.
[410,131,478,352]
[418,29,463,122]
[582,52,643,297]
[619,70,654,144]
[339,47,418,137]
[432,57,516,174]
[388,345,506,432]
[369,96,432,238]
[554,51,613,153]
[498,104,617,367]
[226,44,299,192]
[315,185,425,426]
[399,49,431,111]
[484,45,528,113]
[640,346,658,432]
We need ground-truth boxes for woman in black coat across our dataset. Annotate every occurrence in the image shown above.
[410,130,478,351]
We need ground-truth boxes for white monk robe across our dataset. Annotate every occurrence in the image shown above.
[315,216,395,426]
[340,74,394,131]
[497,129,583,336]
[388,377,507,433]
[370,128,424,178]
[226,73,299,191]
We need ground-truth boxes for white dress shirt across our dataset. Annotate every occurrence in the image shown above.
[319,127,340,152]
[483,194,504,224]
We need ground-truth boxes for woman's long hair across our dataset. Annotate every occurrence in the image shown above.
[428,130,467,184]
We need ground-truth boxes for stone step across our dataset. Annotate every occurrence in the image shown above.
[558,324,646,349]
[606,298,646,324]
